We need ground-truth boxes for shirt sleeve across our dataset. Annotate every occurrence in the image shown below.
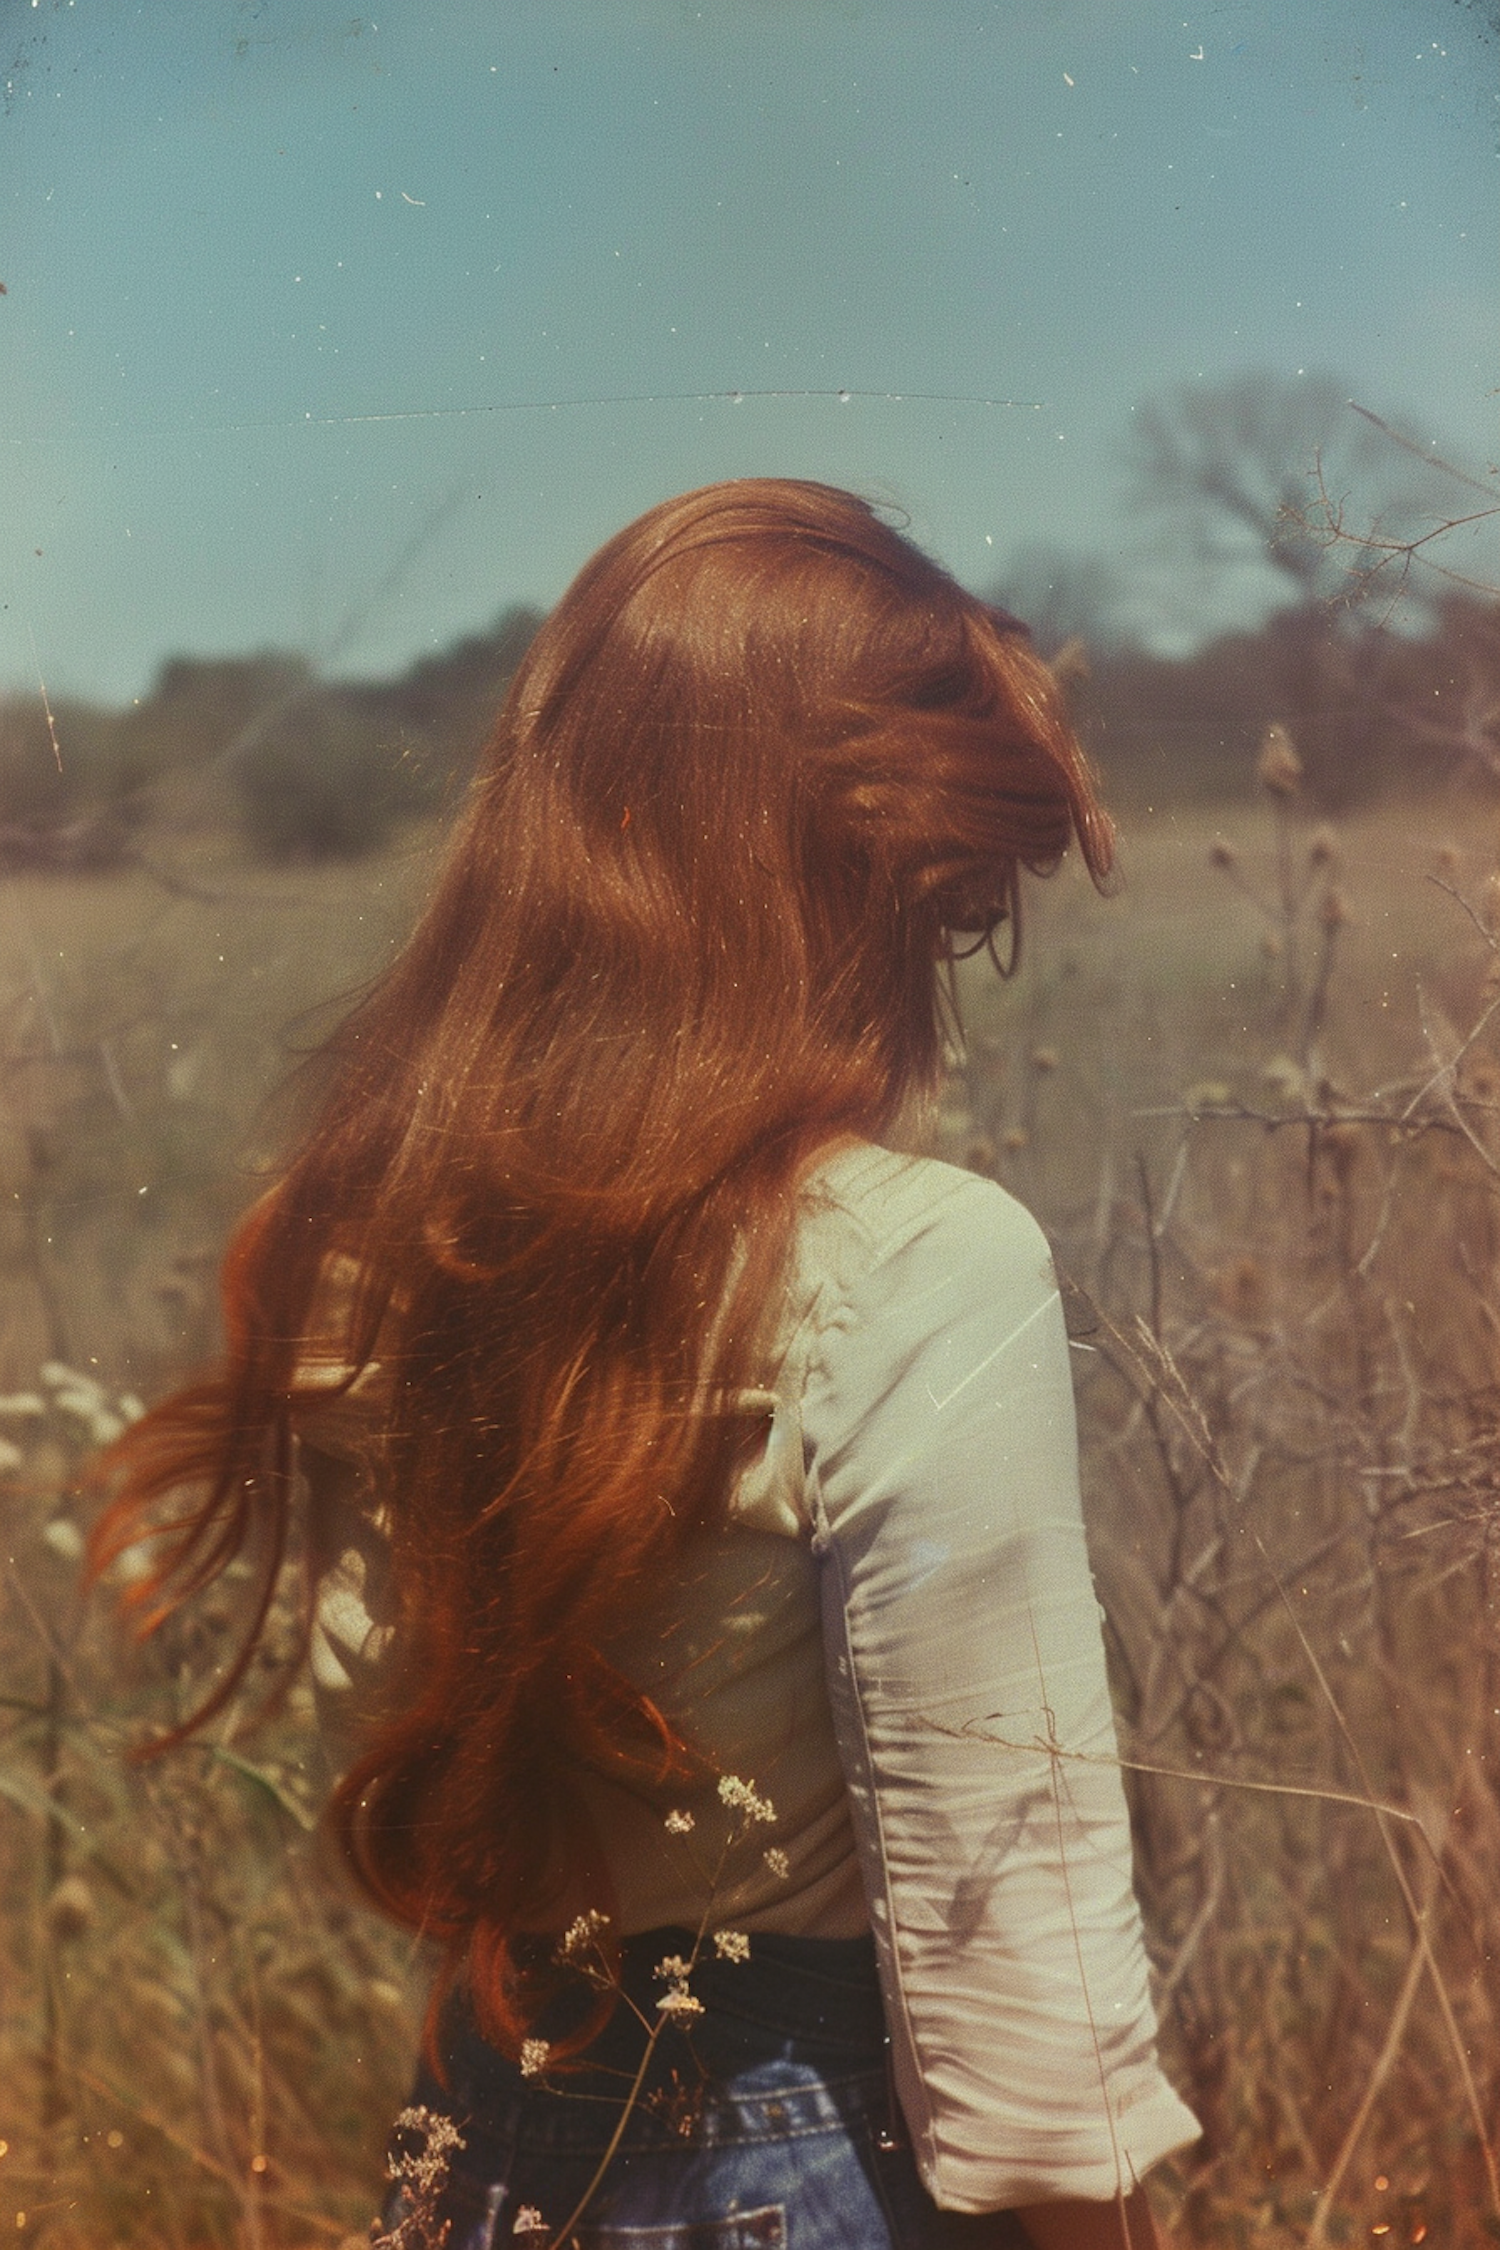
[801,1163,1200,2212]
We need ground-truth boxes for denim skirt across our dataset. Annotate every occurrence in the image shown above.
[380,1929,1028,2249]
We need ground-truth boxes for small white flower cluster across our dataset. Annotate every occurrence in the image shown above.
[2,1366,148,1563]
[555,1908,610,1964]
[717,1773,776,1826]
[663,1808,695,1835]
[47,1363,144,1449]
[763,1846,790,1882]
[553,1905,615,1990]
[512,2207,549,2236]
[655,1983,705,2021]
[518,2038,550,2080]
[386,2103,465,2178]
[653,1953,705,2021]
[370,2103,467,2248]
[712,1929,750,1964]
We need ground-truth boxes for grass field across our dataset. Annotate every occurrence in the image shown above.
[2,778,1497,2246]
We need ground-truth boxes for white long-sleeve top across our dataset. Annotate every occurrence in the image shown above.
[304,1142,1199,2211]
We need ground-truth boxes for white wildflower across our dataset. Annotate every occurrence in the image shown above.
[389,2104,464,2160]
[42,1518,85,1562]
[763,1847,790,1881]
[518,2038,550,2079]
[654,1953,692,1983]
[717,1773,776,1825]
[0,1393,45,1419]
[556,1908,610,1963]
[512,2208,549,2236]
[383,2103,465,2202]
[713,1930,750,1964]
[664,1808,695,1834]
[39,1364,131,1446]
[656,1983,705,2020]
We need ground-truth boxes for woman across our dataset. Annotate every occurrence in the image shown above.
[98,480,1199,2248]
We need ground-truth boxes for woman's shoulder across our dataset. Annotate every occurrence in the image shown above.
[797,1139,1051,1280]
[781,1141,1060,1385]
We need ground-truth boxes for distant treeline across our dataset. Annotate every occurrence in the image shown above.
[1,590,1495,869]
[1057,588,1499,809]
[0,604,543,870]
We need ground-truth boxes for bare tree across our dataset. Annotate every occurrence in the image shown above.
[1126,370,1442,624]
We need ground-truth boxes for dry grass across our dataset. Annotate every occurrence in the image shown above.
[2,784,1497,2245]
[1,837,438,2248]
[946,786,1500,2246]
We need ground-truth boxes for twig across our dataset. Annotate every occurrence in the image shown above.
[1346,402,1499,499]
[1305,1872,1436,2245]
[1254,1533,1500,2216]
[944,1718,1434,1836]
[1400,981,1500,1123]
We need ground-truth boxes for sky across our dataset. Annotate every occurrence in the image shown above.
[2,0,1496,707]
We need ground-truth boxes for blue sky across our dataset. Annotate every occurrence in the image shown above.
[2,0,1496,704]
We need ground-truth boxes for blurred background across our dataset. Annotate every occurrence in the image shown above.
[1,3,1498,2243]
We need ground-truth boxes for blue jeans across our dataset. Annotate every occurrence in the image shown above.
[381,1930,1028,2248]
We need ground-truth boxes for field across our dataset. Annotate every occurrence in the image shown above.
[2,779,1498,2246]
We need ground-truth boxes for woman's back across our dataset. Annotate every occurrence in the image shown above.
[309,1141,1198,2215]
[96,481,1195,2244]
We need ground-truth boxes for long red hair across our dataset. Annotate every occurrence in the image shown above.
[93,478,1112,2045]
